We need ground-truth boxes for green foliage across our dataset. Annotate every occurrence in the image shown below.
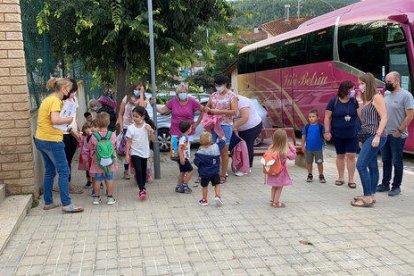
[232,0,359,28]
[36,0,235,100]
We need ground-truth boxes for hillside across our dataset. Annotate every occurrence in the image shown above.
[232,0,359,28]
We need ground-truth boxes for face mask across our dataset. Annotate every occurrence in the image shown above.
[385,83,395,92]
[216,86,225,93]
[133,90,139,97]
[91,106,99,112]
[349,90,356,98]
[178,93,188,101]
[359,84,366,93]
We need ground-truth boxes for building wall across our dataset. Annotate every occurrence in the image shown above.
[0,0,36,195]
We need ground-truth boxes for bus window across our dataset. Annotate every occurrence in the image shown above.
[283,37,307,67]
[239,51,256,74]
[389,47,412,92]
[387,24,406,43]
[308,27,334,63]
[338,21,387,79]
[257,44,282,71]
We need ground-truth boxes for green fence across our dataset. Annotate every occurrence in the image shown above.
[20,0,102,111]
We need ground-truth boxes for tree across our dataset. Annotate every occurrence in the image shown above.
[37,0,235,103]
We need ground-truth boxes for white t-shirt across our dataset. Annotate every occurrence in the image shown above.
[126,123,151,158]
[236,95,262,131]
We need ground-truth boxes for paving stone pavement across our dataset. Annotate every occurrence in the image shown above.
[1,147,414,275]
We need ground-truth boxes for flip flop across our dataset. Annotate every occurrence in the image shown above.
[43,203,61,210]
[335,180,345,186]
[220,176,227,184]
[353,196,376,203]
[62,204,84,213]
[348,182,357,189]
[69,186,84,194]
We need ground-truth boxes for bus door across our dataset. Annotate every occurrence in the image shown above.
[280,68,295,128]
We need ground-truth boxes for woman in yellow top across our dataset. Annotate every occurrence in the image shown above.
[34,78,84,213]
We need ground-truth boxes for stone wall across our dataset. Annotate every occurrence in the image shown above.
[0,0,36,195]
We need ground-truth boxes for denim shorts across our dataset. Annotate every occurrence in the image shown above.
[212,125,233,145]
[95,172,114,181]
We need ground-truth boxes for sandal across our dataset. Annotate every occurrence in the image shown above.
[335,180,345,186]
[220,176,227,184]
[195,177,201,184]
[348,182,357,189]
[353,196,376,203]
[69,185,84,194]
[43,203,60,210]
[350,198,373,208]
[272,202,286,208]
[62,204,84,213]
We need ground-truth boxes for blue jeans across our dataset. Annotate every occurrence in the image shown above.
[34,139,71,206]
[356,135,387,196]
[380,135,406,188]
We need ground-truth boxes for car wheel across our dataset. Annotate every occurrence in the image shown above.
[157,128,171,152]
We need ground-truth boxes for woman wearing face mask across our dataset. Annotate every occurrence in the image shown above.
[205,75,238,184]
[61,79,83,194]
[351,73,387,207]
[324,80,360,189]
[117,81,146,179]
[34,78,84,213]
[151,84,204,144]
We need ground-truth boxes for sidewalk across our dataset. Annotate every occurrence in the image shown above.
[0,147,413,275]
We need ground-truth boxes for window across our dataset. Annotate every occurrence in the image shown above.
[238,51,256,74]
[338,22,388,79]
[283,37,307,67]
[256,44,282,71]
[308,27,334,63]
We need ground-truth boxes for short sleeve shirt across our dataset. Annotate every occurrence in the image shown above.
[179,135,191,159]
[384,88,414,138]
[301,124,325,151]
[126,123,150,158]
[211,91,237,125]
[122,96,141,129]
[326,97,359,139]
[236,95,262,131]
[165,97,201,136]
[35,95,64,142]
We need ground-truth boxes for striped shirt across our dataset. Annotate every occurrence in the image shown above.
[360,102,384,136]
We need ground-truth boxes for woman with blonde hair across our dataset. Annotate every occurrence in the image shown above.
[34,78,84,213]
[352,73,387,207]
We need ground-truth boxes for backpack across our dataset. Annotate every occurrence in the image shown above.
[261,148,283,176]
[170,135,183,161]
[93,131,115,174]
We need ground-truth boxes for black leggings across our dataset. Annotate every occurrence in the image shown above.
[238,122,263,168]
[130,155,148,191]
[63,133,78,182]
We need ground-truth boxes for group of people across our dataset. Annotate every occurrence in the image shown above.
[302,71,414,208]
[34,71,413,212]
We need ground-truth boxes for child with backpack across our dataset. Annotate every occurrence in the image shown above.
[78,122,93,188]
[194,132,226,206]
[88,112,117,205]
[262,129,297,208]
[125,106,155,200]
[172,121,193,194]
[301,109,326,183]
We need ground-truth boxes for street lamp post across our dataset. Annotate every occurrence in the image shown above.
[148,0,161,179]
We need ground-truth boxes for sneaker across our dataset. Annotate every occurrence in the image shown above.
[388,187,401,196]
[138,190,147,200]
[199,199,208,206]
[234,171,244,177]
[319,174,326,183]
[93,197,101,205]
[307,173,313,182]
[107,197,116,205]
[175,184,185,193]
[182,184,192,194]
[377,184,390,192]
[84,181,91,188]
[214,196,223,207]
[124,170,131,180]
[100,183,104,189]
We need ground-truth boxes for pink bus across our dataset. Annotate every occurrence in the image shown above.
[238,0,414,153]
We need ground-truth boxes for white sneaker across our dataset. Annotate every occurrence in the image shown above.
[107,197,116,205]
[234,171,244,177]
[214,196,223,207]
[93,197,101,205]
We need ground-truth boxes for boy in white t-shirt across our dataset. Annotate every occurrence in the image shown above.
[175,121,193,194]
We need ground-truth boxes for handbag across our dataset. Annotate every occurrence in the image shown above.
[117,133,127,157]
